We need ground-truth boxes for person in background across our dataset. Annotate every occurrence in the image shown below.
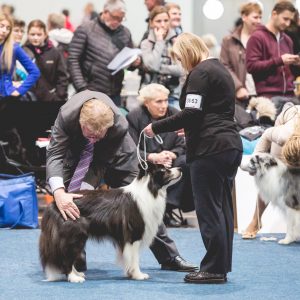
[1,4,14,17]
[165,2,182,35]
[12,19,28,82]
[126,83,194,227]
[47,89,198,273]
[12,18,25,44]
[141,0,166,42]
[201,33,221,59]
[68,0,140,107]
[23,19,68,102]
[220,1,262,108]
[144,32,242,284]
[47,13,73,64]
[246,1,300,100]
[140,6,184,109]
[81,2,98,24]
[0,14,39,99]
[62,9,75,32]
[0,13,40,160]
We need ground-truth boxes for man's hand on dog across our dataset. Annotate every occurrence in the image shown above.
[54,188,82,220]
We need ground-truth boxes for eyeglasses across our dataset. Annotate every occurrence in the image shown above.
[108,11,126,22]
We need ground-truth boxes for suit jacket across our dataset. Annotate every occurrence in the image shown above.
[46,90,137,187]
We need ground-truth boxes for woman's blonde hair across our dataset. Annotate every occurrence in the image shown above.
[172,32,209,71]
[282,114,300,167]
[137,83,170,104]
[0,13,14,72]
[79,99,114,134]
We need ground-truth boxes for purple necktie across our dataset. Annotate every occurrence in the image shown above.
[68,141,94,192]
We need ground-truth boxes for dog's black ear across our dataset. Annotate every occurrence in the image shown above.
[137,163,147,179]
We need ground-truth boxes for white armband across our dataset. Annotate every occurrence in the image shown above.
[185,94,203,110]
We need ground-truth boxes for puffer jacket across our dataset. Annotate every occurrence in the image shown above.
[255,102,300,160]
[23,40,69,102]
[68,15,133,97]
[0,43,40,97]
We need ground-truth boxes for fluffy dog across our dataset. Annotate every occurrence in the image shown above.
[39,163,181,282]
[240,153,300,244]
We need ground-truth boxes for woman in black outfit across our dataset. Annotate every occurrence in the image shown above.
[144,32,243,284]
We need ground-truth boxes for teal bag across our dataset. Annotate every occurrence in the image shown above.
[0,173,38,228]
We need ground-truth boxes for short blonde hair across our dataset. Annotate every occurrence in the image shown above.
[165,2,181,11]
[79,99,114,134]
[137,83,170,104]
[172,32,209,71]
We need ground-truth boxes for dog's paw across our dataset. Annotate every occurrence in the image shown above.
[131,272,150,280]
[278,238,294,245]
[68,272,85,283]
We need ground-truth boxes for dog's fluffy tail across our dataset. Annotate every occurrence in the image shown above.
[39,203,89,277]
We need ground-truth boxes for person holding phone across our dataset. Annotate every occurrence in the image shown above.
[140,5,184,108]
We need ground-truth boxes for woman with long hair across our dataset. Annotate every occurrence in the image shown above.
[0,13,40,160]
[0,14,39,99]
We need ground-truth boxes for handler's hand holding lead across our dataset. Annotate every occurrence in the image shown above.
[54,188,82,221]
[144,124,155,137]
[176,128,185,137]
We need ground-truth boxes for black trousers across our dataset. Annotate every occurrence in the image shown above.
[189,149,242,274]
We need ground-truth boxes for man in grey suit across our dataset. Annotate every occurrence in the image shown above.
[46,90,197,272]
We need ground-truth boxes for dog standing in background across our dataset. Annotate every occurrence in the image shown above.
[240,153,300,244]
[39,163,181,283]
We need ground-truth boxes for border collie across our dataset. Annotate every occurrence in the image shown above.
[39,163,181,282]
[240,153,300,244]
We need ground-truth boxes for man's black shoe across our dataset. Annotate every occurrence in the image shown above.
[161,256,198,272]
[184,271,227,284]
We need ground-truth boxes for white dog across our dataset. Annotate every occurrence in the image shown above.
[240,153,300,244]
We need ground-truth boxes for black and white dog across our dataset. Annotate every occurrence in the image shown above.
[240,153,300,244]
[39,163,181,283]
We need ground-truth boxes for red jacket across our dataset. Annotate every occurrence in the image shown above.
[246,25,297,97]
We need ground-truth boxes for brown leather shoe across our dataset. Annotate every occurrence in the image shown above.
[184,271,227,284]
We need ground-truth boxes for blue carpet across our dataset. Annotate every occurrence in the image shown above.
[0,229,300,300]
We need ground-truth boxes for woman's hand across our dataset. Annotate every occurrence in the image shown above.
[131,56,141,67]
[154,27,165,41]
[12,81,22,88]
[148,151,173,168]
[144,124,155,137]
[11,90,20,97]
[54,188,83,221]
[176,128,185,137]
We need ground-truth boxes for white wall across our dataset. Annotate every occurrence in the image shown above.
[4,0,194,45]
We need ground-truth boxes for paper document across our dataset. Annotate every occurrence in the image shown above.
[108,47,141,75]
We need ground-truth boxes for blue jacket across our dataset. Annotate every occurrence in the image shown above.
[0,43,40,97]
